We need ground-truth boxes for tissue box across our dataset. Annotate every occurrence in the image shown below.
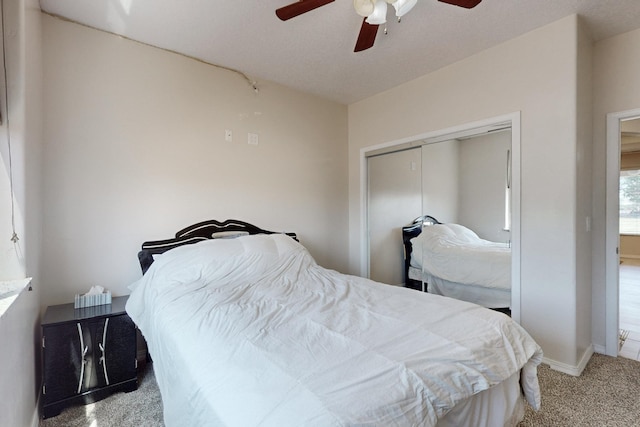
[74,291,112,309]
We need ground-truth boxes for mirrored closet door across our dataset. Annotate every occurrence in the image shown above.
[367,147,422,286]
[367,124,514,315]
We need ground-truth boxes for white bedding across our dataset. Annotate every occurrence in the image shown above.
[409,267,511,308]
[126,234,541,426]
[410,224,511,290]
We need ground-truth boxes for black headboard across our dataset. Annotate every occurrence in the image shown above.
[137,219,297,274]
[401,215,441,289]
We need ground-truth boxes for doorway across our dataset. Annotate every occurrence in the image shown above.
[605,108,640,356]
[617,117,640,360]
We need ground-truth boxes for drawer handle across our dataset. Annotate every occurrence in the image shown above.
[77,323,88,394]
[99,318,110,385]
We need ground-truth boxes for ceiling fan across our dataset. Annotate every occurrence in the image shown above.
[276,0,483,52]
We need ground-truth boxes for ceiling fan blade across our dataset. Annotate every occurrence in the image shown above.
[354,19,379,52]
[438,0,482,8]
[276,0,335,21]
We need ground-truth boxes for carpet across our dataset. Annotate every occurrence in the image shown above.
[40,362,164,427]
[41,354,640,426]
[520,353,640,426]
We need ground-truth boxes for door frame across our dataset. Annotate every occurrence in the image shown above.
[605,108,640,356]
[359,111,522,322]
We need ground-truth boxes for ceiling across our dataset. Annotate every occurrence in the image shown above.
[38,0,640,105]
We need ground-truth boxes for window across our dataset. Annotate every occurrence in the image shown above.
[620,169,640,234]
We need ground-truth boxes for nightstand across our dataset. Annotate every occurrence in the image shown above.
[41,295,138,419]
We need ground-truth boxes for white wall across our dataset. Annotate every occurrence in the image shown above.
[575,18,593,366]
[41,15,349,306]
[349,16,585,368]
[0,1,43,426]
[0,0,25,278]
[421,140,459,222]
[458,131,511,243]
[592,27,640,349]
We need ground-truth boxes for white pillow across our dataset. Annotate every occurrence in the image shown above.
[210,231,250,239]
[409,224,480,268]
[443,223,480,243]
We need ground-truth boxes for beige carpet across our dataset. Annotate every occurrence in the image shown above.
[40,363,164,427]
[520,353,640,426]
[41,353,640,426]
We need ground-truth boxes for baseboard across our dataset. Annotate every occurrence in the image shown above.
[543,344,594,376]
[31,394,40,427]
[620,254,640,260]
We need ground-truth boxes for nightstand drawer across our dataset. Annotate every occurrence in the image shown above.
[41,295,137,419]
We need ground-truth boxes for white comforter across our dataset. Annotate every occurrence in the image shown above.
[410,224,511,289]
[126,234,541,427]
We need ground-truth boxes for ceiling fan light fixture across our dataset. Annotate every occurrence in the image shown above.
[276,0,483,53]
[390,0,417,17]
[354,0,375,17]
[365,0,388,25]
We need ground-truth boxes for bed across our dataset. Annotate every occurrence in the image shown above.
[403,216,511,310]
[126,219,541,426]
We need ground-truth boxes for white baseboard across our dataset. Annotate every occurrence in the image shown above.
[29,379,42,427]
[543,345,594,376]
[31,395,40,427]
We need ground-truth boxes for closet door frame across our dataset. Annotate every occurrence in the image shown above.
[359,112,522,322]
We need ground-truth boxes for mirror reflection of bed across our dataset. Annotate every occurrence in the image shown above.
[403,215,511,315]
[367,125,512,313]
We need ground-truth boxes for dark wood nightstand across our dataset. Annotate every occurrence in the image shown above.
[41,295,138,419]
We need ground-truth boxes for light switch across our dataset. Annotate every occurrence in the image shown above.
[248,133,259,145]
[225,130,232,142]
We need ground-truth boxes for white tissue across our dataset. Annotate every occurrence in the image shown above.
[84,285,105,296]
